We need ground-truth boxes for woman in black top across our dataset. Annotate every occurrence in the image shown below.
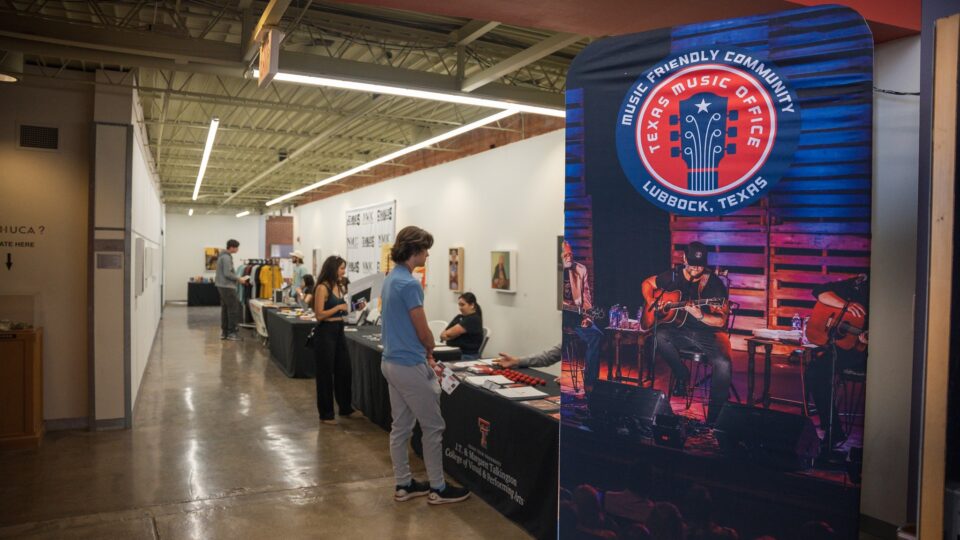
[440,292,484,359]
[312,256,357,424]
[299,274,315,311]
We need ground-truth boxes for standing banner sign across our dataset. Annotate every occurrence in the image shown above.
[345,200,395,282]
[560,6,873,539]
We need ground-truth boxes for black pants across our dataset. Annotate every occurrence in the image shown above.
[655,326,733,423]
[314,321,354,420]
[805,346,865,437]
[217,286,241,336]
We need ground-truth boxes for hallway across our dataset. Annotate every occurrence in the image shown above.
[0,306,529,539]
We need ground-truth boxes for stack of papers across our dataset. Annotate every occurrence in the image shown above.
[492,386,548,400]
[464,375,513,387]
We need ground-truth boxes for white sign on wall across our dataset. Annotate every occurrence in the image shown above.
[345,200,396,282]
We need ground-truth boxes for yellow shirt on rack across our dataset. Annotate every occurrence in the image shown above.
[259,265,274,299]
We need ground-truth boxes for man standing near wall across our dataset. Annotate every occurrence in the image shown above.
[380,226,470,505]
[215,239,248,341]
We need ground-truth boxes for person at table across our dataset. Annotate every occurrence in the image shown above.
[438,292,484,359]
[312,256,358,425]
[215,238,250,341]
[641,241,732,424]
[289,250,308,303]
[380,225,470,505]
[298,274,315,311]
[805,274,869,448]
[561,240,603,392]
[495,345,560,368]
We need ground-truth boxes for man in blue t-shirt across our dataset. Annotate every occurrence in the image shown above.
[380,225,470,505]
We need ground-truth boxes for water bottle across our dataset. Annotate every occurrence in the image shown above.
[609,305,619,328]
[792,313,802,335]
[620,306,629,328]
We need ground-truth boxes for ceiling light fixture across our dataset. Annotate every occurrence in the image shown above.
[266,109,519,206]
[188,208,194,216]
[191,117,220,201]
[254,70,565,118]
[236,210,251,218]
[0,51,23,83]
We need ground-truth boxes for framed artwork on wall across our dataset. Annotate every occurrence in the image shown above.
[204,247,219,271]
[449,247,464,292]
[490,250,517,293]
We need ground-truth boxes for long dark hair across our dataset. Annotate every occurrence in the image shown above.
[302,274,315,296]
[459,292,482,317]
[318,255,347,292]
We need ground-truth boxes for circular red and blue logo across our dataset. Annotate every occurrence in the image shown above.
[615,48,801,216]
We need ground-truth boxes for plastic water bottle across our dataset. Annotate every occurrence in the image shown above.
[791,313,802,335]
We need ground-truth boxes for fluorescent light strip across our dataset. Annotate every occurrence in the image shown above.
[267,109,519,206]
[258,71,565,118]
[236,210,251,218]
[188,208,194,216]
[191,117,220,201]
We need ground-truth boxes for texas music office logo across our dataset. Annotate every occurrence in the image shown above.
[616,47,800,216]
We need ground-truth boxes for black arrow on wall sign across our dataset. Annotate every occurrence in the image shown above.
[5,253,11,270]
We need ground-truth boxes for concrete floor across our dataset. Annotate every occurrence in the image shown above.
[0,306,530,539]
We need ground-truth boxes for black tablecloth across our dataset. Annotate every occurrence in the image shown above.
[441,370,560,540]
[187,282,220,306]
[344,326,395,430]
[264,309,316,378]
[345,325,558,539]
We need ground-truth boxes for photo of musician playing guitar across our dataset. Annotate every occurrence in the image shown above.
[641,241,732,424]
[561,240,603,393]
[804,274,869,449]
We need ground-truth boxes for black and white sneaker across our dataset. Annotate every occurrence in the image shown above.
[224,333,242,341]
[394,479,430,502]
[427,484,470,505]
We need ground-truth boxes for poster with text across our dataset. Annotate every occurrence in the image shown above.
[560,6,873,539]
[345,200,395,282]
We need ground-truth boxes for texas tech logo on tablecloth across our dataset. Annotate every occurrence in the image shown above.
[478,418,491,449]
[616,48,801,216]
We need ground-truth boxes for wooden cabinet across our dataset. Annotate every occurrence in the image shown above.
[0,328,43,448]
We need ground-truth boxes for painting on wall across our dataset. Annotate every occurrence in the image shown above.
[204,247,220,271]
[490,250,516,292]
[449,247,464,292]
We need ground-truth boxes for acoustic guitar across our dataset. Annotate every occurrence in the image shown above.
[639,289,726,332]
[805,301,867,351]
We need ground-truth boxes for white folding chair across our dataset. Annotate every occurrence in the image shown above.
[428,320,448,342]
[478,327,491,357]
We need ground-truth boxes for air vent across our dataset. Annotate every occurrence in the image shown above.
[18,125,59,150]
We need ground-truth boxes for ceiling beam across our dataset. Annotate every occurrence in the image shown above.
[243,0,292,62]
[450,20,500,46]
[461,32,582,92]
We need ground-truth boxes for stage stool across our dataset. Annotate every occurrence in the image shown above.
[562,327,585,393]
[671,348,742,420]
[835,367,866,436]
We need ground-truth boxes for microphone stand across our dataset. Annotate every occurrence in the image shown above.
[818,302,851,467]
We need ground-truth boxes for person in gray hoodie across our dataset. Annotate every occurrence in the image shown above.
[215,239,249,340]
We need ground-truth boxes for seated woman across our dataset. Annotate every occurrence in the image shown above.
[298,274,316,311]
[439,292,484,359]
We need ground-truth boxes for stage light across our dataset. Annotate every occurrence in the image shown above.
[255,70,565,118]
[266,109,519,206]
[191,117,220,201]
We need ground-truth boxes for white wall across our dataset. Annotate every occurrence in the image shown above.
[0,74,92,421]
[861,36,920,527]
[130,95,164,409]
[295,131,564,372]
[164,213,266,301]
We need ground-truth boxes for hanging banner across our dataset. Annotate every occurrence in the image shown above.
[345,200,395,282]
[560,6,872,539]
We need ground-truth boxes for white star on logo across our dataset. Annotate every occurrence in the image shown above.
[695,98,711,113]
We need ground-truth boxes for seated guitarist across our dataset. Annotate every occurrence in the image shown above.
[805,274,869,448]
[641,241,732,424]
[561,241,603,392]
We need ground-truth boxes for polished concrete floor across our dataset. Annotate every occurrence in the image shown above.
[0,306,530,539]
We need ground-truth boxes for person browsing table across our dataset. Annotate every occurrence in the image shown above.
[312,256,358,425]
[380,225,470,505]
[439,292,484,359]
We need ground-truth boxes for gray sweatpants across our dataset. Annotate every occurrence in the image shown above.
[380,360,446,489]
